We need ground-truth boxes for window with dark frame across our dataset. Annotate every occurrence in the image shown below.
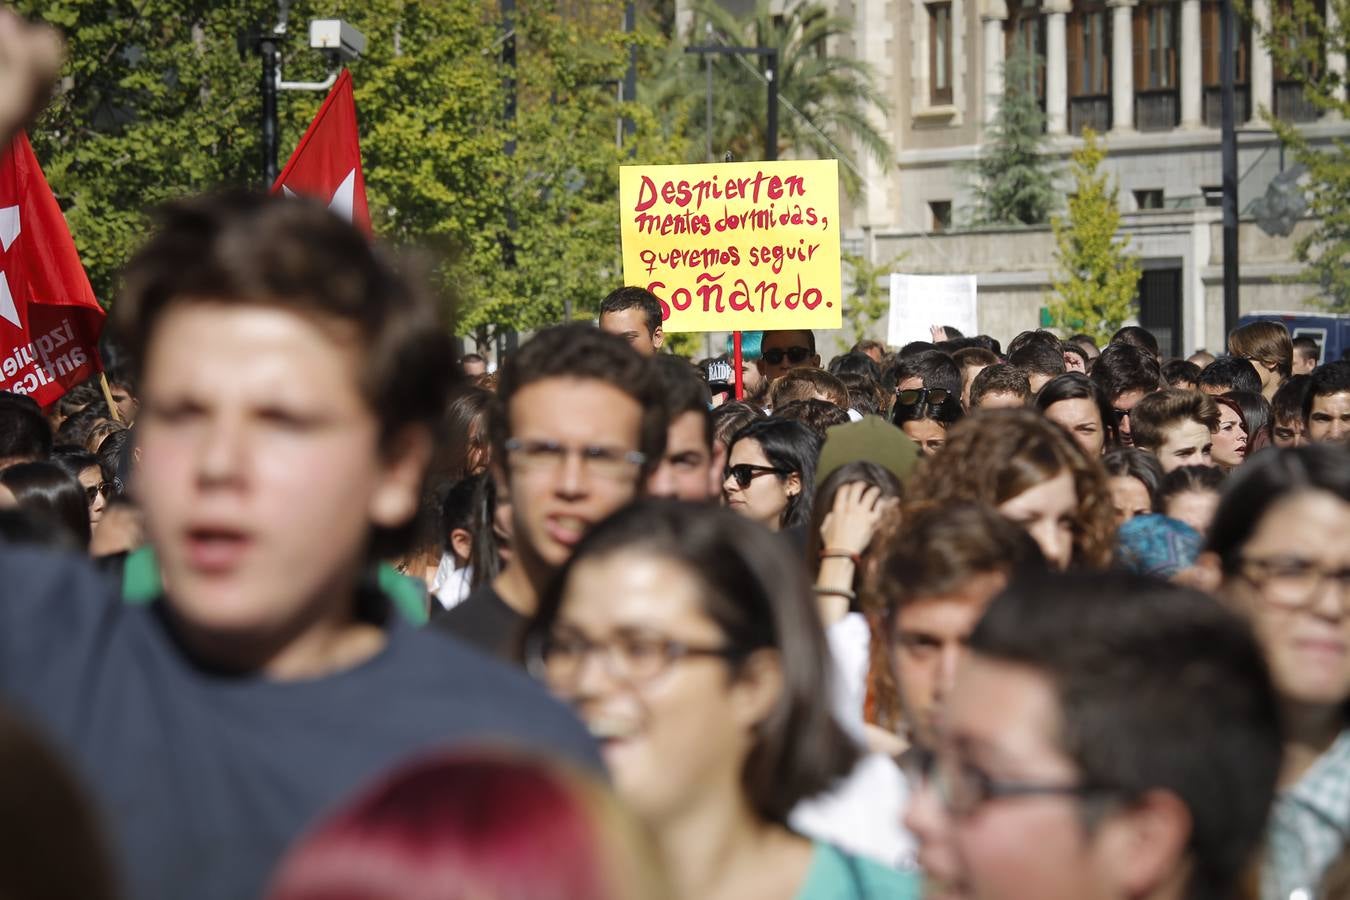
[1133,2,1179,130]
[1133,2,1177,89]
[1004,0,1049,124]
[1200,0,1251,124]
[1134,188,1165,210]
[929,200,953,232]
[1067,1,1113,132]
[1272,0,1325,121]
[929,1,954,105]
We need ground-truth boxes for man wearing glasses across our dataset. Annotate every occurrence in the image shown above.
[904,572,1281,900]
[436,323,666,658]
[757,329,821,382]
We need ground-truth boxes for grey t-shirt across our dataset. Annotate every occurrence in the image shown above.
[0,546,601,900]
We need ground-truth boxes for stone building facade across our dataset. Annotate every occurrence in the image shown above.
[682,0,1348,356]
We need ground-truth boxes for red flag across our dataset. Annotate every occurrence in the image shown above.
[270,69,371,236]
[0,131,105,409]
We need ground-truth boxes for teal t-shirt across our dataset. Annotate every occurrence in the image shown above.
[796,843,921,900]
[119,546,430,626]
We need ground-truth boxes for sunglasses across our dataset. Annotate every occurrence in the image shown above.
[724,463,788,488]
[895,388,953,406]
[761,346,813,366]
[84,482,114,503]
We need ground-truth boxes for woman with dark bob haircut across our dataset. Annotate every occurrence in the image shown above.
[1034,372,1118,456]
[523,500,919,900]
[1201,445,1350,900]
[0,461,92,549]
[722,418,822,532]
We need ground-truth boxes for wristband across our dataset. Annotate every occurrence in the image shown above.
[819,548,862,566]
[814,586,858,603]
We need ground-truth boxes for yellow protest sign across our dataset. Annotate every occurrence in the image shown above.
[620,159,842,333]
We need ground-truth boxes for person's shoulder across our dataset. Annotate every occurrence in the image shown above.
[799,842,921,900]
[0,544,120,629]
[435,581,506,623]
[379,622,602,770]
[0,544,124,694]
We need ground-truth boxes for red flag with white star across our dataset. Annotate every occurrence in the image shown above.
[270,68,372,236]
[0,131,105,409]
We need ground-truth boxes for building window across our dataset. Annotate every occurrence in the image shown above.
[1134,188,1165,209]
[1004,0,1048,112]
[930,200,953,232]
[929,1,954,105]
[1135,2,1177,89]
[1134,2,1180,130]
[1068,2,1112,133]
[1202,185,1223,207]
[1201,0,1251,124]
[1272,0,1325,121]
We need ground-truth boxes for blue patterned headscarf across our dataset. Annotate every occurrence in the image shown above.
[1116,514,1204,580]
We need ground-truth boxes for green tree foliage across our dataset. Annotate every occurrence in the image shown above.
[20,0,690,341]
[963,46,1058,227]
[1046,130,1140,344]
[642,0,892,197]
[841,251,903,341]
[1261,0,1350,310]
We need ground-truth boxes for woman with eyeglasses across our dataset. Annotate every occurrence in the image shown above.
[905,409,1115,571]
[1199,445,1350,900]
[890,388,962,457]
[52,448,112,534]
[722,418,821,533]
[523,500,920,900]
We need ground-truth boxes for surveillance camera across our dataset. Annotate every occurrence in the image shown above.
[309,19,366,63]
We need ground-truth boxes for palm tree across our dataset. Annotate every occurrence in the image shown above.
[640,0,892,198]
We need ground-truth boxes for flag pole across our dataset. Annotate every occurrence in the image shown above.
[733,331,744,400]
[98,373,124,424]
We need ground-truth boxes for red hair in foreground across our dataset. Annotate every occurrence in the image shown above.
[267,752,670,900]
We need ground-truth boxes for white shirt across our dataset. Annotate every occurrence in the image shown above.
[430,553,473,611]
[789,613,918,871]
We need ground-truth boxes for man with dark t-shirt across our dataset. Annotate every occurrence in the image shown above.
[0,195,600,900]
[435,323,667,658]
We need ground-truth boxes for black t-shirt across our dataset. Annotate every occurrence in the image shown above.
[0,546,600,900]
[433,581,528,662]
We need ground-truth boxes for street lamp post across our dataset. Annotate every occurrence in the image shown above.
[682,42,780,398]
[1220,0,1240,335]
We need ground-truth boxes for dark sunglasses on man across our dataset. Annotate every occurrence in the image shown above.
[761,346,813,366]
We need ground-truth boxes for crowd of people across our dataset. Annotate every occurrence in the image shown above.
[0,191,1346,900]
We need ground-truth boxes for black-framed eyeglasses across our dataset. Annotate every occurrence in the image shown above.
[904,744,1108,819]
[761,346,812,366]
[503,438,645,480]
[724,463,788,488]
[525,630,744,690]
[1237,555,1350,612]
[896,388,953,407]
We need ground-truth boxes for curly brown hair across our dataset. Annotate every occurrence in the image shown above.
[905,408,1116,568]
